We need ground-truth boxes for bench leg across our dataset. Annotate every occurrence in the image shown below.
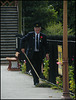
[7,61,11,71]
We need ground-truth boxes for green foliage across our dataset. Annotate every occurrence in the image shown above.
[56,76,63,88]
[43,57,50,80]
[69,65,75,93]
[19,60,26,73]
[22,1,57,34]
[67,1,76,33]
[43,22,63,35]
[22,1,75,35]
[36,82,63,92]
[43,22,75,35]
[56,64,75,99]
[48,1,75,33]
[69,56,75,94]
[21,62,26,73]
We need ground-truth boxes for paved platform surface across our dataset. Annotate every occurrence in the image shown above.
[1,65,63,99]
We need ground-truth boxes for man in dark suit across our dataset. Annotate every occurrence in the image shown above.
[21,22,49,86]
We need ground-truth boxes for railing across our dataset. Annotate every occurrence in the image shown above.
[0,0,18,6]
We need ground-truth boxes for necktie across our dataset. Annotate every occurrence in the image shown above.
[36,34,39,50]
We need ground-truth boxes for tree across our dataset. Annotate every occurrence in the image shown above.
[48,0,75,34]
[67,1,75,32]
[43,22,74,36]
[22,1,57,34]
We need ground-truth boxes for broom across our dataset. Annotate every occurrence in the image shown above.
[17,52,58,87]
[24,52,43,82]
[23,52,57,86]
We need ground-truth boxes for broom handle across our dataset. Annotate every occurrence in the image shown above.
[24,52,41,80]
[23,53,58,86]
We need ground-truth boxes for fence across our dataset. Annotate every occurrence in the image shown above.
[47,35,75,83]
[16,35,75,84]
[0,0,18,6]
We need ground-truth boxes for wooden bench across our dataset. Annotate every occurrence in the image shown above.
[6,52,20,71]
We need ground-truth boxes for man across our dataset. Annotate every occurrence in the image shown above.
[21,22,49,86]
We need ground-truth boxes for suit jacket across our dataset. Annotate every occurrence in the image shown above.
[21,31,49,60]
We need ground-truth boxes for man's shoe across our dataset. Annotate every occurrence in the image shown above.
[28,70,32,76]
[35,83,39,87]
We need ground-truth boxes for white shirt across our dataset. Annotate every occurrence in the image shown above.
[35,32,40,51]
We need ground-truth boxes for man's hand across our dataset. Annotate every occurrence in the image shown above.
[21,48,25,54]
[15,52,20,57]
[46,53,49,60]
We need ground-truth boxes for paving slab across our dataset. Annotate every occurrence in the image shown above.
[1,65,63,99]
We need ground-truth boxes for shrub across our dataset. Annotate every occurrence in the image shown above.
[43,57,50,80]
[21,60,26,73]
[69,65,75,93]
[56,56,75,99]
[19,60,26,73]
[56,76,63,88]
[43,22,75,35]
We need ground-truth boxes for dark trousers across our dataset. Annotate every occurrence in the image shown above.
[31,52,42,85]
[26,59,31,72]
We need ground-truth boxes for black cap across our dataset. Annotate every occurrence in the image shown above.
[34,22,41,27]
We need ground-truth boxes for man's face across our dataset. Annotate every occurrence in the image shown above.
[34,27,41,34]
